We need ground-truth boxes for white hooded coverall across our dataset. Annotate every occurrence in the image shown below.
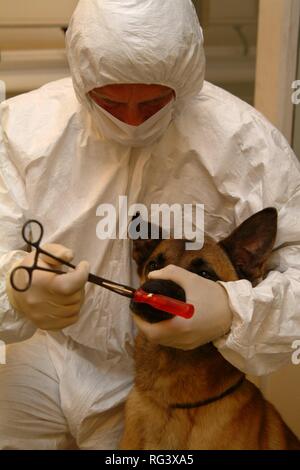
[0,0,300,450]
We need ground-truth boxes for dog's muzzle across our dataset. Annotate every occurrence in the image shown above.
[130,279,186,323]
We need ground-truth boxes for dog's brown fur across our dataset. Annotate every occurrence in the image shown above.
[120,208,300,450]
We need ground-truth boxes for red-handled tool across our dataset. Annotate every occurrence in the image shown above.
[133,289,194,319]
[10,220,195,320]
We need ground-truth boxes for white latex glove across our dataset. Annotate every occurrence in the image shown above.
[6,244,90,331]
[133,264,233,350]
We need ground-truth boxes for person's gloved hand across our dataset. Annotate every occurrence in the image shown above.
[133,265,233,350]
[6,244,90,331]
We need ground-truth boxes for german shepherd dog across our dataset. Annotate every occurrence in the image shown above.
[120,208,300,450]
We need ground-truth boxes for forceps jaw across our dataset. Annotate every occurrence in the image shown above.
[101,282,134,298]
[87,274,135,298]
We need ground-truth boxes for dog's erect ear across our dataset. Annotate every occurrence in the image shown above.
[219,208,277,284]
[129,213,164,270]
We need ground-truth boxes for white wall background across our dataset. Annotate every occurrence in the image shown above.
[0,0,78,25]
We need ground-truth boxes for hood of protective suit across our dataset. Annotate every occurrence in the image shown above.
[66,0,205,112]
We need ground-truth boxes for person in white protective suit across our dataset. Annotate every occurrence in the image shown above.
[0,0,300,450]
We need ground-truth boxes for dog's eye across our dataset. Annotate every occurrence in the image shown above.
[199,270,214,280]
[147,260,159,272]
[190,259,219,281]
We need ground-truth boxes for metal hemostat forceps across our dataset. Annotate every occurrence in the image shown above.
[10,220,195,319]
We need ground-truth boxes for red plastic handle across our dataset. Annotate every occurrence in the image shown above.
[133,289,194,319]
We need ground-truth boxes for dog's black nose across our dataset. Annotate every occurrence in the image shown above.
[131,279,186,323]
